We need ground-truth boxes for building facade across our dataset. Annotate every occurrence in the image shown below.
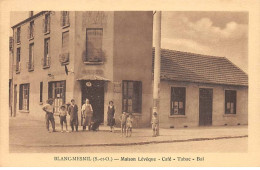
[11,11,153,127]
[10,11,248,128]
[155,49,248,128]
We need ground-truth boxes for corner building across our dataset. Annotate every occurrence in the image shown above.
[11,11,153,127]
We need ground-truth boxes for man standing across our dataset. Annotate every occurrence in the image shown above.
[42,98,56,133]
[68,99,78,132]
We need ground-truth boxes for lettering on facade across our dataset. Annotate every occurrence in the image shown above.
[113,82,121,93]
[82,69,103,75]
[82,11,107,27]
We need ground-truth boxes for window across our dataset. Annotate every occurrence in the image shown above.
[225,90,236,114]
[171,87,186,115]
[43,13,50,33]
[16,48,21,72]
[40,82,43,103]
[60,11,69,27]
[122,81,142,113]
[28,21,34,39]
[48,81,66,113]
[16,27,21,43]
[19,84,30,110]
[59,31,70,64]
[28,43,34,71]
[43,38,50,68]
[85,28,103,62]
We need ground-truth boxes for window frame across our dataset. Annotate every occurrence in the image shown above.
[85,28,103,63]
[16,27,21,44]
[170,87,186,116]
[44,13,50,34]
[122,80,142,113]
[225,90,237,114]
[61,11,70,27]
[29,21,34,39]
[28,43,34,71]
[19,83,30,111]
[48,81,66,113]
[16,47,21,73]
[43,38,50,68]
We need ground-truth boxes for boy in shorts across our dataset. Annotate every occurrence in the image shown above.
[59,105,69,133]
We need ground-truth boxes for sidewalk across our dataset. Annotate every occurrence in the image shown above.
[9,116,248,147]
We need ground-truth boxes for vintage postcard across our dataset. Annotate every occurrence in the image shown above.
[0,0,260,167]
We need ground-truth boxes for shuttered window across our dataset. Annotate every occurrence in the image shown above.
[225,90,236,114]
[171,87,186,115]
[43,38,50,67]
[62,31,69,52]
[60,11,69,27]
[43,13,50,33]
[28,43,34,71]
[16,27,21,43]
[16,48,21,72]
[19,84,30,110]
[85,28,103,62]
[122,81,142,113]
[40,82,43,103]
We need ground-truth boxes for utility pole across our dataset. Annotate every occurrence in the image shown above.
[153,11,161,136]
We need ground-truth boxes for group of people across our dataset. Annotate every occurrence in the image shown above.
[42,98,159,137]
[42,98,82,133]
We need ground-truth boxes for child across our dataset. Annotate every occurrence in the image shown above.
[151,112,159,137]
[59,105,69,133]
[126,113,133,137]
[120,112,127,137]
[42,99,56,133]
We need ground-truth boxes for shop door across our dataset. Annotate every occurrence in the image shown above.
[199,88,213,126]
[81,80,104,123]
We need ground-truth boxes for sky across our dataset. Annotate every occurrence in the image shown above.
[10,11,248,73]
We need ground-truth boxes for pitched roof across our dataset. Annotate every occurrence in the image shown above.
[152,48,248,86]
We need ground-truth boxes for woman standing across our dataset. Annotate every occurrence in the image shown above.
[81,99,93,131]
[107,101,115,132]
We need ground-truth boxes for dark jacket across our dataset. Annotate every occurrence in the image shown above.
[68,104,78,121]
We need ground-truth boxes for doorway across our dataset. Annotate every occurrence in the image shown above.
[199,88,213,126]
[81,80,105,123]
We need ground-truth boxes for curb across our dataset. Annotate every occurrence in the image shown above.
[10,135,248,148]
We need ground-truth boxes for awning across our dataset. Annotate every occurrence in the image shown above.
[77,75,109,81]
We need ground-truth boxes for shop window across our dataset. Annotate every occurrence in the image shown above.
[225,90,236,114]
[48,81,66,113]
[19,84,30,110]
[85,28,103,63]
[171,87,186,115]
[122,81,142,113]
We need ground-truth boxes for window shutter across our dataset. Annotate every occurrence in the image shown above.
[48,15,50,32]
[27,84,30,110]
[27,25,30,39]
[19,85,23,110]
[67,12,70,25]
[60,12,63,27]
[48,82,52,99]
[14,30,17,43]
[42,18,45,33]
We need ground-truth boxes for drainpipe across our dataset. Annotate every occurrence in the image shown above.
[153,11,161,135]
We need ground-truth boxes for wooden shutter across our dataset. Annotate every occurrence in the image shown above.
[42,18,45,33]
[19,85,23,110]
[27,25,30,39]
[27,84,30,110]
